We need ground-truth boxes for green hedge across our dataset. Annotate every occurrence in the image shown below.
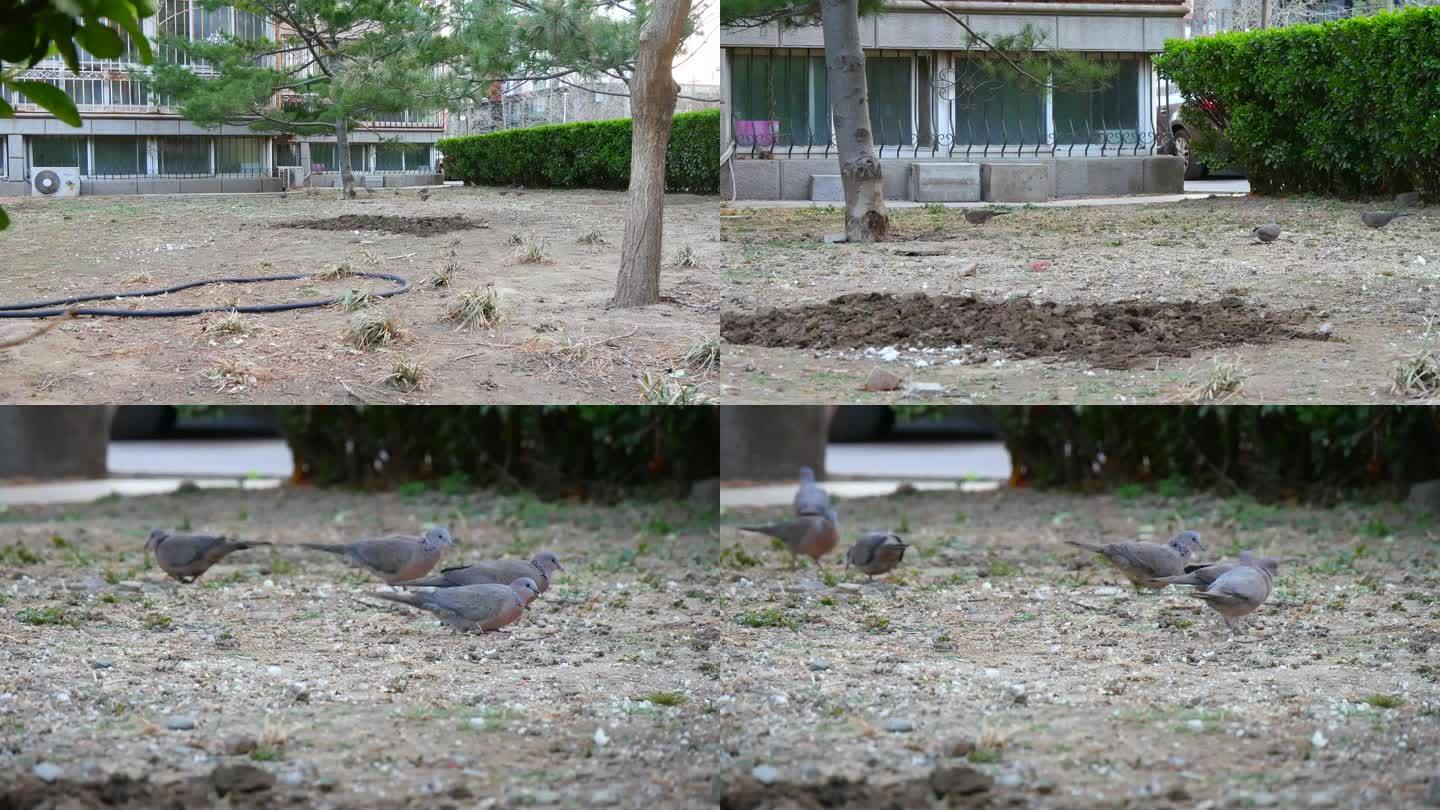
[437,109,719,194]
[1155,7,1440,197]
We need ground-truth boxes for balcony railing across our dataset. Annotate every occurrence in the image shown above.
[730,115,1175,160]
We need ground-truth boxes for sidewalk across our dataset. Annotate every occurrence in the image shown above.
[722,178,1250,210]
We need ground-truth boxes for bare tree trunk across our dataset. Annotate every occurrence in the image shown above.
[821,0,889,243]
[720,406,834,481]
[335,114,357,200]
[612,0,691,308]
[0,406,114,479]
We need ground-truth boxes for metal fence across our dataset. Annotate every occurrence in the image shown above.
[730,115,1175,160]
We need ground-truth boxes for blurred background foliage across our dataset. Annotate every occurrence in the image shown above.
[991,406,1440,500]
[280,406,717,497]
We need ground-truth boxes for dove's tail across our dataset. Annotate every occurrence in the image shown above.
[300,543,347,554]
[394,574,449,588]
[225,540,272,551]
[1064,540,1106,553]
[736,524,783,540]
[1186,590,1246,607]
[374,591,426,609]
[1147,574,1193,587]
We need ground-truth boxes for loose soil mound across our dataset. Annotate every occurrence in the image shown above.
[720,766,1006,810]
[276,214,478,236]
[721,293,1314,369]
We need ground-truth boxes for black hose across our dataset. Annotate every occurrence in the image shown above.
[0,271,411,319]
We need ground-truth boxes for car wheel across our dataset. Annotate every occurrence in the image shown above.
[1175,129,1208,180]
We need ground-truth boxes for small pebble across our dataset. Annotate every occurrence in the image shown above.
[222,735,257,756]
[33,763,63,783]
[528,789,561,804]
[885,718,915,733]
[751,765,780,785]
[166,716,196,731]
[91,658,113,670]
[807,659,830,672]
[278,770,305,787]
[589,790,619,806]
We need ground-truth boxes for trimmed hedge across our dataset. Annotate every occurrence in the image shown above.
[1155,7,1440,197]
[437,109,719,194]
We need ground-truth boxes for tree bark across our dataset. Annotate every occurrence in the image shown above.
[335,113,357,200]
[611,0,691,308]
[820,0,889,242]
[0,406,114,479]
[720,406,833,481]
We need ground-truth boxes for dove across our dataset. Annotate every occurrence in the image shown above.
[1360,210,1410,228]
[145,529,272,584]
[1148,550,1265,589]
[1065,530,1205,590]
[965,209,1010,225]
[278,191,288,201]
[1186,557,1277,632]
[794,466,831,517]
[396,551,563,592]
[375,577,540,634]
[845,532,908,578]
[300,527,452,584]
[737,510,840,569]
[1251,223,1281,243]
[418,188,430,202]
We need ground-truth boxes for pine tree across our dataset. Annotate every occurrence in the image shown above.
[150,0,449,199]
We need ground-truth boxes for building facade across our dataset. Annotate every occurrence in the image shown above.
[720,0,1189,201]
[444,79,720,137]
[0,1,442,197]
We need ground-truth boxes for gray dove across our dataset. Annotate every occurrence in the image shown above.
[1360,210,1410,228]
[965,209,1010,225]
[845,532,908,579]
[1066,530,1205,590]
[1149,550,1263,589]
[1186,557,1278,633]
[794,466,830,517]
[301,527,452,584]
[146,529,271,584]
[418,188,430,202]
[737,510,840,569]
[396,551,563,592]
[1251,223,1281,243]
[375,577,540,634]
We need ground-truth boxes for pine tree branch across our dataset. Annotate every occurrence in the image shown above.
[915,0,1051,89]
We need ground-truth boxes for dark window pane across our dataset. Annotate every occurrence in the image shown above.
[158,136,210,174]
[731,52,830,148]
[1054,58,1140,144]
[952,57,1046,144]
[93,136,143,175]
[866,56,912,146]
[30,136,89,174]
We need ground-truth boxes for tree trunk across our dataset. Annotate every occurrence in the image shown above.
[611,0,691,308]
[720,406,834,481]
[335,114,357,200]
[820,0,889,242]
[0,406,115,479]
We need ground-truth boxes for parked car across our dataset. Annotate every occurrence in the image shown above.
[1157,89,1241,181]
[110,407,284,439]
[828,407,999,443]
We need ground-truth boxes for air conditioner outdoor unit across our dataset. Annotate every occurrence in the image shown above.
[30,167,80,197]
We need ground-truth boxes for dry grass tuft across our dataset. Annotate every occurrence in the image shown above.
[201,310,253,336]
[637,370,713,404]
[510,235,548,264]
[674,335,720,374]
[1188,356,1246,403]
[670,243,699,268]
[314,262,354,281]
[446,285,503,331]
[577,228,608,246]
[345,310,405,349]
[204,358,262,393]
[504,232,524,247]
[383,355,428,392]
[334,288,375,312]
[1392,351,1440,398]
[124,271,155,286]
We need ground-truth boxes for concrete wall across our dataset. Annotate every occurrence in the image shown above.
[722,12,1185,52]
[721,155,1186,201]
[78,177,285,195]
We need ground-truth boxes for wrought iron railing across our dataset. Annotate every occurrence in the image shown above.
[730,115,1176,160]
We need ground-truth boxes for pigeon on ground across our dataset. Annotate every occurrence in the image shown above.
[146,529,271,584]
[1065,530,1205,590]
[278,191,288,201]
[301,527,452,584]
[1148,550,1264,589]
[794,466,830,517]
[845,532,908,578]
[418,188,430,202]
[737,510,840,569]
[1360,210,1410,228]
[1251,223,1281,243]
[396,551,563,592]
[964,209,1010,225]
[375,578,540,634]
[1186,557,1277,632]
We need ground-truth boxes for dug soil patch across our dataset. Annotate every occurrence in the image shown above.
[721,293,1314,369]
[276,214,479,236]
[720,765,1010,809]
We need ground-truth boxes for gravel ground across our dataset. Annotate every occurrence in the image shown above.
[3,483,1438,808]
[719,198,1440,404]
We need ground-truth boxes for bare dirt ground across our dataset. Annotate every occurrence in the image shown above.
[719,198,1440,404]
[4,483,1437,808]
[0,188,719,404]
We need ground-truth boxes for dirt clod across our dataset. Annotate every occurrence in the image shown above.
[212,764,276,795]
[277,214,479,237]
[722,293,1314,369]
[720,767,1002,810]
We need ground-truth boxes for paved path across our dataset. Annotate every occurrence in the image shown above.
[723,178,1250,210]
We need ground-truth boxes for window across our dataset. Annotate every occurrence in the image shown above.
[866,56,913,146]
[730,50,830,148]
[1053,57,1140,144]
[93,136,144,176]
[29,136,88,174]
[949,56,1046,145]
[216,137,265,174]
[375,143,431,171]
[158,136,210,175]
[309,143,366,172]
[274,141,298,167]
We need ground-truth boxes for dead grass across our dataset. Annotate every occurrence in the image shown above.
[203,357,261,393]
[382,355,428,392]
[344,310,405,349]
[670,243,699,269]
[124,271,155,286]
[314,262,354,281]
[510,235,548,265]
[1391,350,1440,398]
[674,335,720,374]
[334,288,375,312]
[445,285,503,331]
[577,228,609,246]
[200,310,253,336]
[1188,356,1247,403]
[638,370,713,405]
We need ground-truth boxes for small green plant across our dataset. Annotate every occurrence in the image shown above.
[142,613,173,631]
[735,608,805,630]
[987,559,1020,578]
[861,614,891,634]
[642,691,686,707]
[250,746,284,762]
[718,546,761,569]
[0,543,43,565]
[1362,694,1404,709]
[968,748,1003,764]
[269,558,300,577]
[821,571,839,588]
[17,606,74,625]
